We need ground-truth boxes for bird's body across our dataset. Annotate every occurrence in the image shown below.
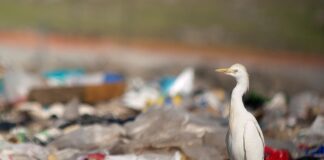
[216,64,264,160]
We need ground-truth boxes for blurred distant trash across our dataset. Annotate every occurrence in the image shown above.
[33,128,62,145]
[78,103,96,116]
[264,92,287,115]
[0,65,323,160]
[17,102,49,120]
[168,67,194,96]
[54,148,81,160]
[78,72,124,86]
[28,86,83,105]
[193,89,226,113]
[289,92,320,121]
[265,146,292,160]
[49,124,125,150]
[83,83,125,104]
[63,98,80,121]
[104,73,124,84]
[296,115,324,146]
[4,70,43,103]
[83,152,106,160]
[319,99,324,115]
[303,145,324,158]
[28,83,125,105]
[124,107,226,160]
[0,143,49,160]
[43,69,85,87]
[0,121,16,132]
[122,85,159,110]
[48,103,65,119]
[301,115,324,136]
[159,76,176,95]
[104,151,184,160]
[0,77,4,95]
[95,101,138,119]
[77,72,106,85]
[9,127,28,143]
[261,92,289,134]
[123,68,194,111]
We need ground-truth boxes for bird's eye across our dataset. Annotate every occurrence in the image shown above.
[233,69,238,73]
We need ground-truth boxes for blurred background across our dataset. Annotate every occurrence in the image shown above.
[0,0,323,94]
[0,0,323,159]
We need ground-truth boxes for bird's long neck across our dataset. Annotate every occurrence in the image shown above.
[230,77,248,119]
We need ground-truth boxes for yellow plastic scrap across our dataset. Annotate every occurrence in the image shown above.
[156,96,165,107]
[179,151,189,160]
[47,154,57,160]
[173,95,183,107]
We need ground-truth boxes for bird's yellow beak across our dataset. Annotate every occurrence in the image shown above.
[215,68,234,74]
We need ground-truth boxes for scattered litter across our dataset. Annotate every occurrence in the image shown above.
[49,124,125,150]
[0,67,322,160]
[265,146,292,160]
[168,67,194,96]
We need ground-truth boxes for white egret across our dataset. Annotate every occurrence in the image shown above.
[216,64,264,160]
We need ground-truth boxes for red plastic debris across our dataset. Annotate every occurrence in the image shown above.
[86,153,106,160]
[265,146,292,160]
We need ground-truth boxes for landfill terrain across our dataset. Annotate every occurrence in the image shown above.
[0,32,323,160]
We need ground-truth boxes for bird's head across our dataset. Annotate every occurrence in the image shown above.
[215,63,249,83]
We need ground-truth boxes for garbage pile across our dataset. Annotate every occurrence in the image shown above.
[0,67,323,160]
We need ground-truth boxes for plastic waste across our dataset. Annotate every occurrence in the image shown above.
[104,73,124,84]
[104,151,183,160]
[9,127,28,143]
[289,92,320,120]
[84,153,106,160]
[304,145,324,158]
[33,128,62,145]
[194,89,225,110]
[49,124,125,150]
[77,72,104,85]
[0,77,4,95]
[0,143,49,160]
[48,103,65,118]
[168,68,194,96]
[265,146,292,160]
[78,104,96,116]
[159,76,176,95]
[63,98,80,121]
[0,121,16,132]
[122,85,159,110]
[4,70,42,103]
[77,72,124,85]
[265,92,287,115]
[296,115,324,146]
[43,69,85,86]
[55,148,81,160]
[95,101,138,119]
[261,92,288,133]
[124,107,226,160]
[17,102,47,119]
[300,115,324,136]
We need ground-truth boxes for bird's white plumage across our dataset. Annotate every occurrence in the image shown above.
[244,121,264,160]
[216,64,264,160]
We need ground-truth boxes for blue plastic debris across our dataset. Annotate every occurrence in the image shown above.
[159,76,176,95]
[43,69,85,86]
[43,69,85,79]
[103,73,124,84]
[0,78,4,94]
[305,145,324,158]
